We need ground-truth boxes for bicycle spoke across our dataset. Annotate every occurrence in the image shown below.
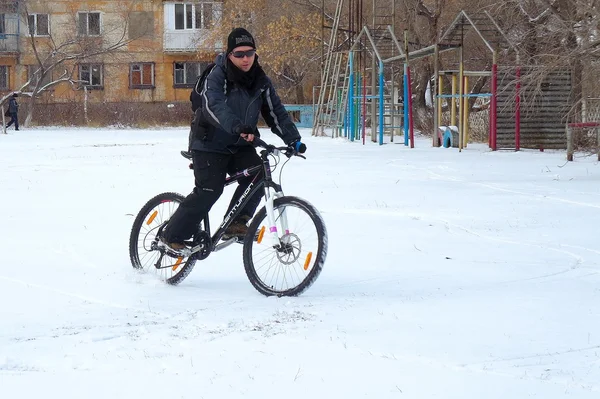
[247,200,323,293]
[130,193,195,285]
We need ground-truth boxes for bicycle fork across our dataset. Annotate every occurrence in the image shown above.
[264,187,289,247]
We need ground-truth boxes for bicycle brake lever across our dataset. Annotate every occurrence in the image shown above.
[285,149,306,159]
[282,148,295,158]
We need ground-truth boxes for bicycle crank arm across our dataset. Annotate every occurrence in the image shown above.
[213,237,241,252]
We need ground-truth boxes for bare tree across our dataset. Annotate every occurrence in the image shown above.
[491,0,600,117]
[197,0,324,103]
[260,3,322,103]
[0,0,152,129]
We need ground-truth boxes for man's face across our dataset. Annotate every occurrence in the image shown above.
[228,46,256,72]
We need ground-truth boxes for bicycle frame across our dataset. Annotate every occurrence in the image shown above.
[200,146,288,252]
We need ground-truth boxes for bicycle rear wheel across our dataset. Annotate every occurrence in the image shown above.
[128,192,197,285]
[243,196,328,296]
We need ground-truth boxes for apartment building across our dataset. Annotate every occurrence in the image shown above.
[0,0,223,124]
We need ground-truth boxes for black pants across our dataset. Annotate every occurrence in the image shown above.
[6,112,18,130]
[162,146,263,243]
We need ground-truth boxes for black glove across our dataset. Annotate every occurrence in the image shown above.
[290,140,307,154]
[233,124,254,135]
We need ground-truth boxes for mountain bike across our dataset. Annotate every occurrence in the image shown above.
[128,138,328,297]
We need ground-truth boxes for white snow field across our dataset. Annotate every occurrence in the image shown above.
[0,127,599,399]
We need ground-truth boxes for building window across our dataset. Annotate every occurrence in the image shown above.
[130,63,154,88]
[0,65,8,90]
[27,65,53,89]
[0,14,5,35]
[78,12,101,36]
[199,2,214,28]
[174,62,208,87]
[174,2,215,30]
[28,14,50,36]
[79,63,103,88]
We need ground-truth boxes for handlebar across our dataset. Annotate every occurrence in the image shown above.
[253,137,306,159]
[180,138,306,163]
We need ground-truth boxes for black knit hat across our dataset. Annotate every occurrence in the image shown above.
[227,28,256,54]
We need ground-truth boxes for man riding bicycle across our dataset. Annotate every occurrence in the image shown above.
[162,27,306,252]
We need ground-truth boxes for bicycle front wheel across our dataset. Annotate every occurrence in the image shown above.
[243,196,328,296]
[128,192,197,285]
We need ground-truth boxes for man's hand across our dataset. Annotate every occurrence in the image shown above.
[234,124,254,135]
[290,140,307,153]
[241,133,255,142]
[234,124,255,142]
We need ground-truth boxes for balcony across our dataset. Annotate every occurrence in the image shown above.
[0,13,20,53]
[0,34,18,52]
[163,29,222,53]
[163,1,223,52]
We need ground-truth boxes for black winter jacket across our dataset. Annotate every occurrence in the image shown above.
[190,53,301,154]
[8,97,18,113]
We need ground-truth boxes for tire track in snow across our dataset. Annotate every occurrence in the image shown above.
[427,169,600,210]
[323,207,595,283]
[363,345,600,393]
[0,274,169,317]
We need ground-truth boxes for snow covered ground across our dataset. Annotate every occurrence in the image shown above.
[1,127,599,398]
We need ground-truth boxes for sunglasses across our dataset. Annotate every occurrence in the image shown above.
[231,49,256,58]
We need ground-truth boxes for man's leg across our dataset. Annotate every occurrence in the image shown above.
[13,113,18,130]
[224,146,263,221]
[6,115,13,128]
[162,151,229,245]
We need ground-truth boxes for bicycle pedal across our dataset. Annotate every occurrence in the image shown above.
[157,240,192,258]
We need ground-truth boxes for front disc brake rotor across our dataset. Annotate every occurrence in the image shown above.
[276,233,301,265]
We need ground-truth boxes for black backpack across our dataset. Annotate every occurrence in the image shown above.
[189,63,216,112]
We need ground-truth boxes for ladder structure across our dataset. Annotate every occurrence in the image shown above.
[312,0,346,136]
[320,51,351,137]
[371,0,396,59]
[369,0,401,142]
[313,0,404,142]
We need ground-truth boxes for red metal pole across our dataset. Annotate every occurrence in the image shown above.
[491,63,498,151]
[515,66,521,151]
[407,66,415,148]
[488,70,492,148]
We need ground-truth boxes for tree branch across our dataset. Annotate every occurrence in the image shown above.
[517,0,552,24]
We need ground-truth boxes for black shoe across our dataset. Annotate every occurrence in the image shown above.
[222,216,250,240]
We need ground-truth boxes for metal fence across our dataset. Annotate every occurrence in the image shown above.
[583,98,600,123]
[566,98,600,160]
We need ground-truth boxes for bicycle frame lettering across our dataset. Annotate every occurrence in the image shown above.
[220,182,255,230]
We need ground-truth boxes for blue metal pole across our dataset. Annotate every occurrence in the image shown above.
[345,87,351,138]
[379,60,384,145]
[348,52,355,142]
[342,92,346,137]
[403,63,409,146]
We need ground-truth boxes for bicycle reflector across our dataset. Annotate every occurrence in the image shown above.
[304,252,313,270]
[172,257,183,271]
[146,210,158,225]
[257,226,266,244]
